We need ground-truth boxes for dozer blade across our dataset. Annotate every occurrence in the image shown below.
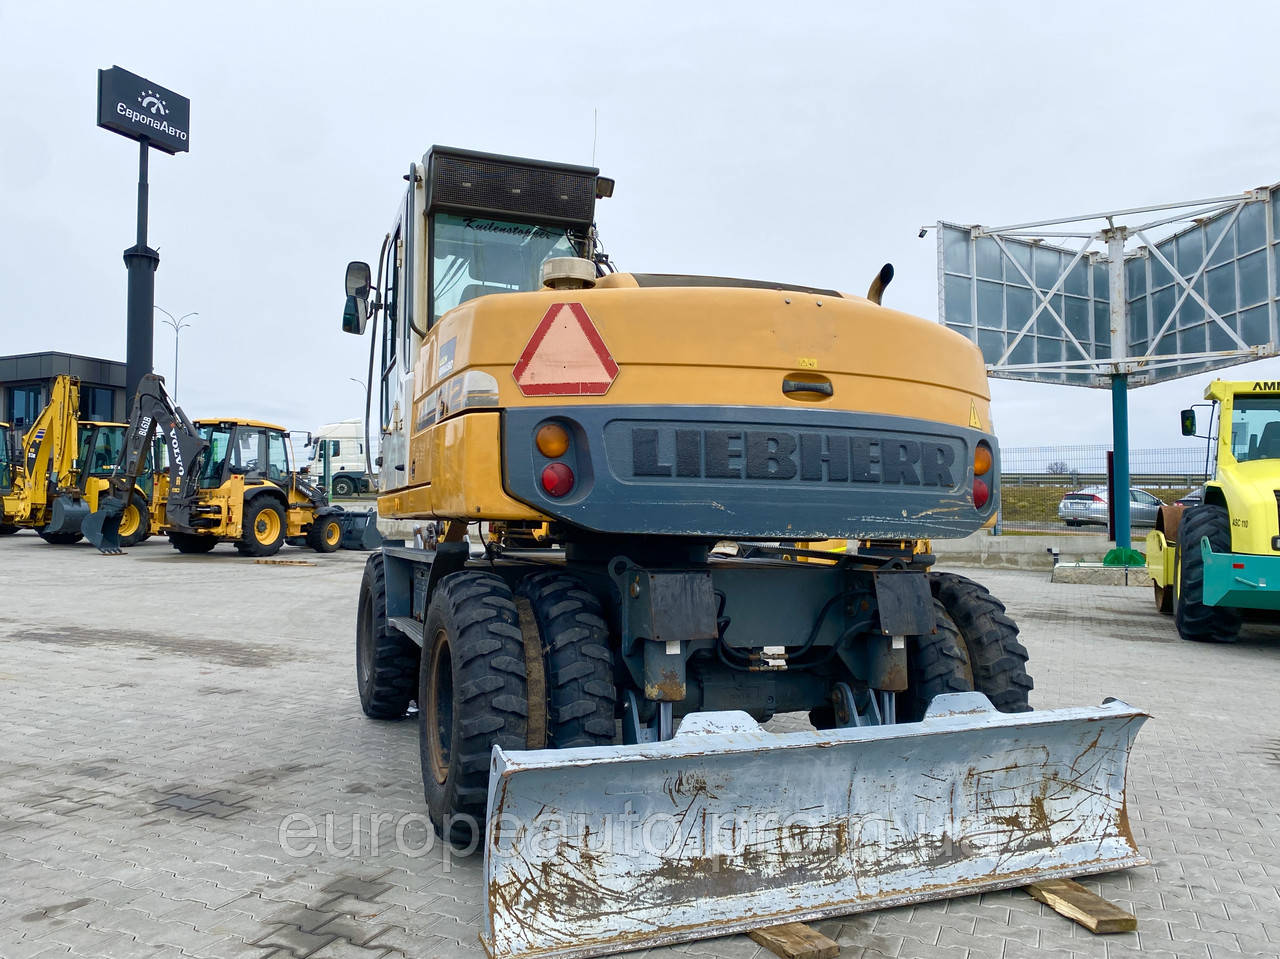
[82,497,126,554]
[483,693,1148,959]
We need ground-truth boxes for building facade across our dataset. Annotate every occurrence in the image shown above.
[0,353,127,428]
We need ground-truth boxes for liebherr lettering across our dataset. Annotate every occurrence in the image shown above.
[630,428,957,487]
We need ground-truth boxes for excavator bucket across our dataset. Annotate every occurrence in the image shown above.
[482,693,1148,959]
[338,508,383,551]
[82,497,125,554]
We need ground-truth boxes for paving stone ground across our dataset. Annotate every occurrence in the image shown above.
[1,535,1278,958]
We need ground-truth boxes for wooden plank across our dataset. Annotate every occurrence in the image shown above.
[254,559,316,566]
[748,922,839,959]
[1025,879,1137,934]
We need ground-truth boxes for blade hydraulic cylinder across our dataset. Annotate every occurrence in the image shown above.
[482,693,1148,959]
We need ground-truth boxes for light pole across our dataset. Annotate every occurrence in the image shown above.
[154,307,197,400]
[349,378,370,478]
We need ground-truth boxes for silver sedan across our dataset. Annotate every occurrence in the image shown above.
[1057,486,1162,528]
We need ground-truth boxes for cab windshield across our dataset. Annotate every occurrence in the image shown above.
[198,425,233,489]
[431,213,582,323]
[1231,397,1280,461]
[80,426,125,476]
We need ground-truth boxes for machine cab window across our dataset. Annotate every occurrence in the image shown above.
[199,425,233,488]
[430,214,582,325]
[1232,397,1280,461]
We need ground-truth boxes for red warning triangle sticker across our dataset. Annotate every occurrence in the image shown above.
[512,302,619,396]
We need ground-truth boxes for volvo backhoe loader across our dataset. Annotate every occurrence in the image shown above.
[1147,378,1280,640]
[0,375,156,546]
[343,146,1148,959]
[84,374,346,556]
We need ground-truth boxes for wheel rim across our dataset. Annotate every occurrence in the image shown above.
[119,504,140,537]
[357,594,373,686]
[253,509,281,544]
[425,630,453,785]
[324,521,341,546]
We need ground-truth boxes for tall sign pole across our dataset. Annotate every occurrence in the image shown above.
[1104,227,1131,549]
[97,66,190,406]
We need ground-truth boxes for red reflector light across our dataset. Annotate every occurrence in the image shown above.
[973,478,990,509]
[1091,494,1105,502]
[541,462,575,497]
[1233,563,1245,569]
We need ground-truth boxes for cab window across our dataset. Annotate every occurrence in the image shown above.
[267,431,289,481]
[199,426,233,489]
[1234,397,1280,461]
[430,213,582,325]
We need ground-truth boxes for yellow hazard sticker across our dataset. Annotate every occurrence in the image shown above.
[969,401,983,430]
[798,357,818,369]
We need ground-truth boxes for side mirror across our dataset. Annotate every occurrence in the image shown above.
[343,295,368,335]
[1180,409,1196,436]
[343,261,372,335]
[345,261,372,298]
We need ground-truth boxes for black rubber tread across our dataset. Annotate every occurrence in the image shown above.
[898,599,975,723]
[117,491,151,549]
[169,531,217,553]
[307,514,342,553]
[37,530,82,545]
[516,570,617,748]
[239,497,286,557]
[930,572,1033,713]
[420,570,527,846]
[356,552,419,719]
[1174,504,1241,643]
[0,524,18,535]
[332,476,356,498]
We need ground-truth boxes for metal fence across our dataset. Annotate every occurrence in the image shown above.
[996,444,1211,533]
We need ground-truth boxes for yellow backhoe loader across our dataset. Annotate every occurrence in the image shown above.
[0,375,157,546]
[84,375,345,556]
[341,146,1149,958]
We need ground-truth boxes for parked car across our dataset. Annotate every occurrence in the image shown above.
[1057,485,1162,527]
[1174,486,1205,507]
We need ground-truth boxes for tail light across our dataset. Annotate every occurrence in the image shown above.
[972,440,994,510]
[541,462,575,497]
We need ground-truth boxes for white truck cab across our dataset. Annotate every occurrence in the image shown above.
[305,419,371,497]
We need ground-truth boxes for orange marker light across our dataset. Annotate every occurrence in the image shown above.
[536,423,570,458]
[973,443,993,476]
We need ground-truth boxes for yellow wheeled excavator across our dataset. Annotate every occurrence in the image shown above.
[341,146,1149,959]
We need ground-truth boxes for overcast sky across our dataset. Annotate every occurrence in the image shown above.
[3,0,1278,454]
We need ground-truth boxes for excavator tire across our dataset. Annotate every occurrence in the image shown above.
[516,570,617,749]
[307,515,343,553]
[117,492,151,549]
[170,531,217,553]
[37,530,83,545]
[930,572,1033,712]
[898,599,975,723]
[1175,504,1241,643]
[420,570,527,848]
[241,498,286,557]
[0,524,17,535]
[356,553,419,719]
